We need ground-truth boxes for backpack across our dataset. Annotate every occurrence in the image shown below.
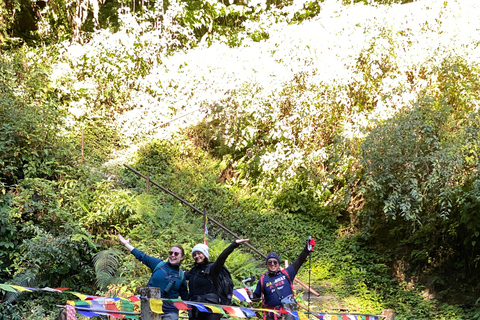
[204,262,234,305]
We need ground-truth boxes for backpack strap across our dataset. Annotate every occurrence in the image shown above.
[259,272,268,306]
[152,261,185,283]
[259,274,266,320]
[153,261,166,273]
[179,269,185,283]
[280,269,294,297]
[260,272,266,296]
[203,262,219,290]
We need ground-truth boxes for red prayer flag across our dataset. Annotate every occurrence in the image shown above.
[174,301,191,310]
[222,307,237,317]
[105,302,124,318]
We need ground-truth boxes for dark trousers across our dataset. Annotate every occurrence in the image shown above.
[189,312,221,320]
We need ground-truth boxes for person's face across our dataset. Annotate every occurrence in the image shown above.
[267,259,280,272]
[168,247,184,265]
[193,251,206,264]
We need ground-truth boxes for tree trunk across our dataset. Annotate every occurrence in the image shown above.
[140,287,162,320]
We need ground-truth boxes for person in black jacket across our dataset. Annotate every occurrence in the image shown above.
[188,239,249,320]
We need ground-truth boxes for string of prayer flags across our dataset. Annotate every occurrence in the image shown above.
[0,283,383,320]
[68,299,138,319]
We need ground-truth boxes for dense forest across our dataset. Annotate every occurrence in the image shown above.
[1,0,480,319]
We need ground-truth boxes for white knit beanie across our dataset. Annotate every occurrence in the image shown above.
[192,243,209,260]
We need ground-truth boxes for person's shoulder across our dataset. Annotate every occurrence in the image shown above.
[205,261,216,271]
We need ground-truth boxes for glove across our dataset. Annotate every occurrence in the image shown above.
[307,236,316,252]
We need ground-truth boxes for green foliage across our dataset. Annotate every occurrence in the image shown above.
[0,48,78,185]
[293,0,321,22]
[12,225,96,285]
[359,56,480,228]
[77,180,136,234]
[357,56,480,314]
[2,1,480,319]
[305,234,389,313]
[93,248,124,290]
[0,293,62,320]
[74,116,125,165]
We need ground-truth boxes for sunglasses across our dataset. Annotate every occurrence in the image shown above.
[169,251,181,257]
[267,260,278,266]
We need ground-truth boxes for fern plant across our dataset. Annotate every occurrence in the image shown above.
[93,248,124,291]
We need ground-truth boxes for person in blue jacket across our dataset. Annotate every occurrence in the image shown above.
[119,234,188,320]
[247,238,315,320]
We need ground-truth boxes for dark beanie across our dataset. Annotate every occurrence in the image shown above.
[266,252,280,264]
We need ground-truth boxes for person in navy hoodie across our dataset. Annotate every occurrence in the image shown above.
[247,238,315,320]
[119,234,188,320]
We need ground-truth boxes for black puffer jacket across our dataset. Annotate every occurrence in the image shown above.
[187,241,239,302]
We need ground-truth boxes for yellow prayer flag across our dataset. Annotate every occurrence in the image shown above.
[9,285,32,292]
[150,298,164,314]
[298,311,309,320]
[257,308,279,315]
[68,292,87,300]
[204,304,224,314]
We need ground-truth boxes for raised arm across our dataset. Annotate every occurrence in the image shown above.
[290,237,315,273]
[119,234,162,270]
[210,239,250,275]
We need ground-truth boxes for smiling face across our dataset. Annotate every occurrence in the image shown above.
[266,258,280,272]
[168,246,184,266]
[192,251,206,264]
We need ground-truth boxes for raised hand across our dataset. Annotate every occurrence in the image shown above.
[119,234,134,252]
[307,236,315,252]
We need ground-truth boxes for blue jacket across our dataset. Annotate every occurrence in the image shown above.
[132,248,188,314]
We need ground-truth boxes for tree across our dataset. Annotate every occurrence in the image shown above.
[358,57,480,299]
